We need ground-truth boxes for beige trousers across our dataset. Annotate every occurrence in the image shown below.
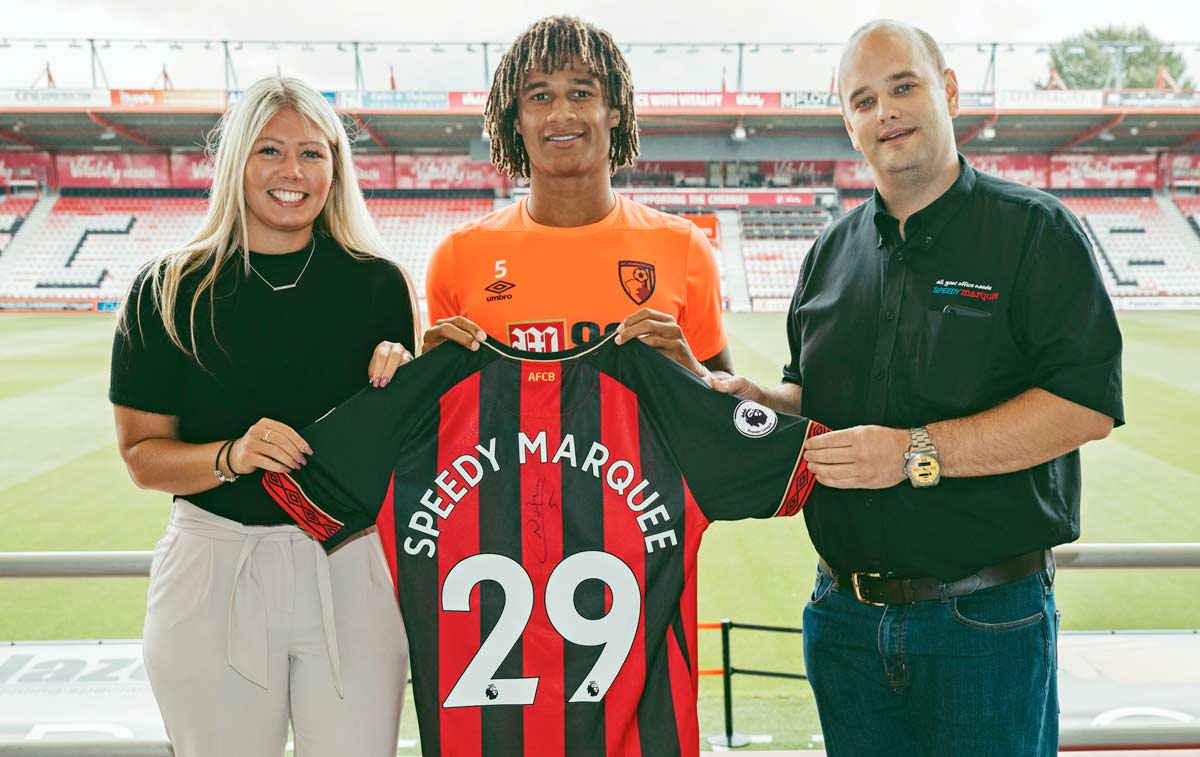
[143,498,407,757]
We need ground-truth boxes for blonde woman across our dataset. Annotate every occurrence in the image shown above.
[110,76,415,756]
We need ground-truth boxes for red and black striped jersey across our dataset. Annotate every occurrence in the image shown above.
[264,333,827,757]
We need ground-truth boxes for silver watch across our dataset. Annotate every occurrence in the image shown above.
[903,426,941,487]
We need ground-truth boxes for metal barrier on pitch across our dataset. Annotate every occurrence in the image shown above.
[693,542,1200,750]
[3,543,1200,754]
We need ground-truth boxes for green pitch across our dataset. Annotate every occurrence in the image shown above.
[1,310,1198,751]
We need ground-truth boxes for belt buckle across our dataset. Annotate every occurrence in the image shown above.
[851,572,886,606]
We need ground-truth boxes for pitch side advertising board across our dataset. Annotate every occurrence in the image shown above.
[110,89,226,110]
[1049,153,1160,189]
[761,160,835,186]
[55,153,170,188]
[621,190,816,208]
[0,89,110,109]
[1167,154,1200,185]
[0,152,53,185]
[394,155,507,189]
[833,159,875,189]
[353,154,398,190]
[0,642,167,743]
[168,152,214,189]
[634,91,782,113]
[966,154,1051,187]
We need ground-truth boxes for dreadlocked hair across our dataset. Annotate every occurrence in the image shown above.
[485,16,640,180]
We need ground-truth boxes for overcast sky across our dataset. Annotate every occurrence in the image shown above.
[2,0,1198,91]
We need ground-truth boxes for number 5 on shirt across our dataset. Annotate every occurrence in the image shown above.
[442,550,640,708]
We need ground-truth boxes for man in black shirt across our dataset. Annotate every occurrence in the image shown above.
[713,19,1123,757]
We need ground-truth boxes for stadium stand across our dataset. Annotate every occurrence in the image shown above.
[1176,194,1200,239]
[740,206,831,301]
[1060,196,1200,297]
[366,197,494,296]
[0,195,37,257]
[0,196,492,302]
[5,188,1200,308]
[0,197,207,300]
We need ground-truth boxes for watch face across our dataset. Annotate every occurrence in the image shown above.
[910,454,940,484]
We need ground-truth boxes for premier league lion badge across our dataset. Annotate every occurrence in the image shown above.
[734,400,778,438]
[619,260,656,305]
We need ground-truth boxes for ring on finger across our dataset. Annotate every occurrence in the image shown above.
[263,429,272,443]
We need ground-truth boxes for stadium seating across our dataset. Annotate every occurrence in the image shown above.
[366,197,493,296]
[0,197,208,299]
[1176,195,1200,238]
[0,196,37,256]
[5,192,1200,305]
[740,206,831,301]
[1060,196,1200,297]
[0,196,491,301]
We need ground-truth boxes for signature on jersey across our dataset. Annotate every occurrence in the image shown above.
[526,477,561,564]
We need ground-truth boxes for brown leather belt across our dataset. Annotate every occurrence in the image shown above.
[818,549,1052,606]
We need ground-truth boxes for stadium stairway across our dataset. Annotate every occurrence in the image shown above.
[1158,193,1200,263]
[717,209,752,312]
[0,194,56,280]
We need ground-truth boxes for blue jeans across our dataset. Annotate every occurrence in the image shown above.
[802,565,1059,757]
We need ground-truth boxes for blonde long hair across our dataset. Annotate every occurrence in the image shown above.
[121,76,418,359]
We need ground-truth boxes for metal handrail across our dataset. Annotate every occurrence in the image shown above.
[0,551,152,578]
[3,543,1200,579]
[3,544,1199,755]
[1060,723,1200,750]
[0,742,171,756]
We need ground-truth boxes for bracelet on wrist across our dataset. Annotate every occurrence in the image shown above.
[214,439,239,483]
[225,439,246,478]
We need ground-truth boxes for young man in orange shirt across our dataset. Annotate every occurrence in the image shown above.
[423,16,733,378]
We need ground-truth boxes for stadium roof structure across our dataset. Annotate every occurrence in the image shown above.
[0,93,1195,158]
[2,89,1199,156]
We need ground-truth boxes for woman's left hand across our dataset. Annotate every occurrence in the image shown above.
[368,341,414,387]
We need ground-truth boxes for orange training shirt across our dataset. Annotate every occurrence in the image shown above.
[425,194,727,361]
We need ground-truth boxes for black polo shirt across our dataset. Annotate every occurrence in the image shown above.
[785,156,1124,580]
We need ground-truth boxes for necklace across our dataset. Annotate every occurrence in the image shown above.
[247,235,316,292]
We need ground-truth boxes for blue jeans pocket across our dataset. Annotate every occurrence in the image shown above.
[809,569,835,608]
[948,573,1047,631]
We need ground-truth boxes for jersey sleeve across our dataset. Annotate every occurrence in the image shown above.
[680,225,728,363]
[109,266,188,416]
[425,231,460,326]
[619,341,829,522]
[261,344,466,550]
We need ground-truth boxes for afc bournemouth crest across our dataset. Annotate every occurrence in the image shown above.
[619,260,656,305]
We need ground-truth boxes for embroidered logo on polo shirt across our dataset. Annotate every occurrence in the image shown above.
[932,278,1000,302]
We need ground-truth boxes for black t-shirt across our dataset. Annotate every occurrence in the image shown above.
[784,156,1124,580]
[110,232,416,525]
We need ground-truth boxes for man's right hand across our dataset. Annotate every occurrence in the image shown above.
[422,316,488,354]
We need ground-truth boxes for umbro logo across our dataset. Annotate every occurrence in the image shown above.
[485,280,516,302]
